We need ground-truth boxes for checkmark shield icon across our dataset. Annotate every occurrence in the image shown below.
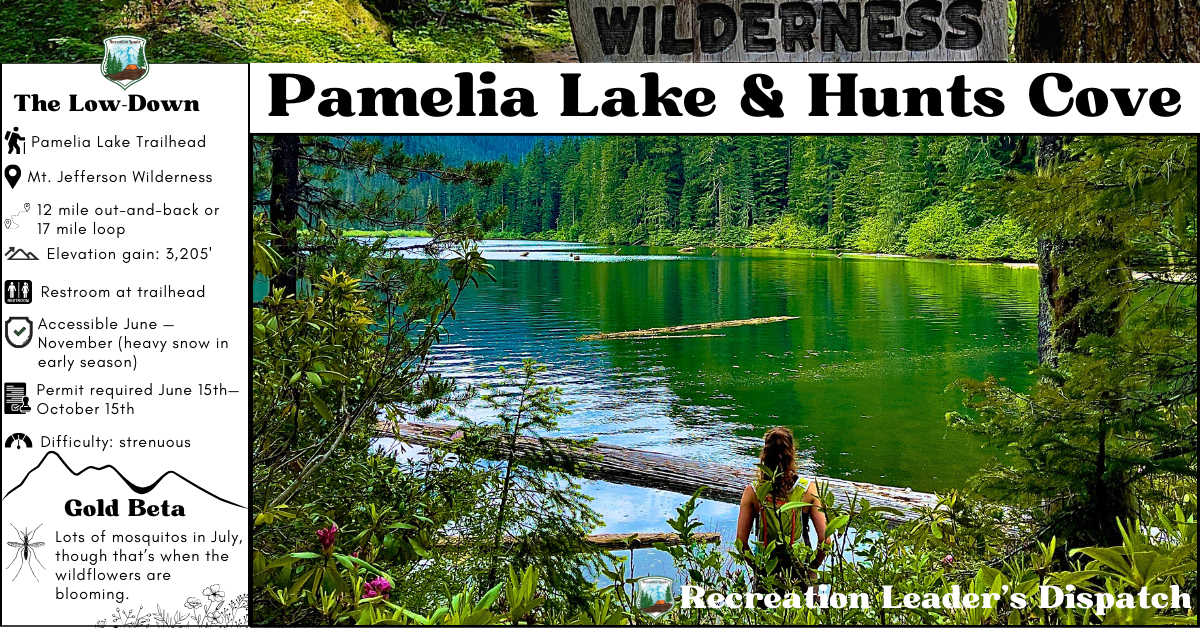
[5,316,32,348]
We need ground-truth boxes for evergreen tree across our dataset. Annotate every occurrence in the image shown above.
[951,136,1197,546]
[384,135,1044,259]
[254,135,503,296]
[103,49,122,75]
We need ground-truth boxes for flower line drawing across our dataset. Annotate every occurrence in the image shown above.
[94,585,247,626]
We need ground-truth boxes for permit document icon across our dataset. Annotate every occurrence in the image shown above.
[101,36,148,89]
[636,576,675,619]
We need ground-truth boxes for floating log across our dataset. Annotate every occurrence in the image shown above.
[379,421,940,525]
[577,316,799,341]
[634,334,726,339]
[585,532,720,549]
[438,532,721,550]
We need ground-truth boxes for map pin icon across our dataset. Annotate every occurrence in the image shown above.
[4,165,19,189]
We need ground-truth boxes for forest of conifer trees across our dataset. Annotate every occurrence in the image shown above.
[393,135,1039,261]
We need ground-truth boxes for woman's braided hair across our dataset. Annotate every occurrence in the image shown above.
[758,426,799,502]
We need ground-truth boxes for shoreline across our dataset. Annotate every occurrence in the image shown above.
[504,238,1041,266]
[344,230,1040,266]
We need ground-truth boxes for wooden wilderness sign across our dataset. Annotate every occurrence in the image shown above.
[568,0,1008,62]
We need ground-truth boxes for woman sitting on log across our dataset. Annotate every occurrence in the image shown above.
[735,427,829,592]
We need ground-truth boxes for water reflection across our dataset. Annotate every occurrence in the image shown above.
[387,238,1039,580]
[422,239,1038,491]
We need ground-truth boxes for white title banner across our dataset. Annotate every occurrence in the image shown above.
[250,63,1200,134]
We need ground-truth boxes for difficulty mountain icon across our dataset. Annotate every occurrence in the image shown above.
[3,451,245,508]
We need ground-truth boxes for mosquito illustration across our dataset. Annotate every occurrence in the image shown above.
[7,523,45,582]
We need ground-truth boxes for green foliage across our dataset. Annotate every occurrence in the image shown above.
[0,0,248,63]
[401,136,1037,260]
[252,222,602,622]
[460,360,605,613]
[247,135,1197,626]
[950,136,1197,546]
[341,228,432,238]
[0,0,573,64]
[587,485,1196,625]
[904,202,967,258]
[253,151,604,619]
[960,216,1038,261]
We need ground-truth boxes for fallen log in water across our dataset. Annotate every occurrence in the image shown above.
[577,316,800,341]
[379,421,940,525]
[438,532,721,549]
[585,532,721,549]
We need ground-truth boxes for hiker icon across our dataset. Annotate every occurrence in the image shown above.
[5,127,25,154]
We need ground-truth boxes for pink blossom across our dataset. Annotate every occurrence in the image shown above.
[362,576,391,600]
[317,524,338,551]
[451,430,465,441]
[941,554,954,566]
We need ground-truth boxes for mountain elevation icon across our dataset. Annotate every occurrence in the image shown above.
[4,247,38,261]
[3,451,244,508]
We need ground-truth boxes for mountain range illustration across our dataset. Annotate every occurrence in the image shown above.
[4,247,38,261]
[3,451,244,508]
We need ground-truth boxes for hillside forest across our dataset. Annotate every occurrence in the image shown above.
[387,135,1040,261]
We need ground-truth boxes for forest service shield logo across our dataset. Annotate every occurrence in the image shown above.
[101,36,148,89]
[635,576,675,619]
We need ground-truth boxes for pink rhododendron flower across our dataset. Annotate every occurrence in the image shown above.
[317,524,338,551]
[362,576,391,599]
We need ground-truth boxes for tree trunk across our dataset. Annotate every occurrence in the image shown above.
[488,401,526,585]
[1020,0,1187,360]
[1016,0,1199,63]
[269,134,301,297]
[1034,135,1067,366]
[1035,236,1060,366]
[1032,133,1136,547]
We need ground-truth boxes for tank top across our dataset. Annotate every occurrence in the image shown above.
[757,477,812,548]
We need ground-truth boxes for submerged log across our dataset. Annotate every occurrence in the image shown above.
[586,532,721,548]
[379,421,940,524]
[578,316,800,341]
[438,532,721,549]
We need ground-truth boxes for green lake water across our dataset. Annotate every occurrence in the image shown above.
[424,239,1039,492]
[366,238,1039,577]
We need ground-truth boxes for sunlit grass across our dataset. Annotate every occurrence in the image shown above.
[0,0,573,64]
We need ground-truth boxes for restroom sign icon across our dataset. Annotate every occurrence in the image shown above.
[5,279,32,304]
